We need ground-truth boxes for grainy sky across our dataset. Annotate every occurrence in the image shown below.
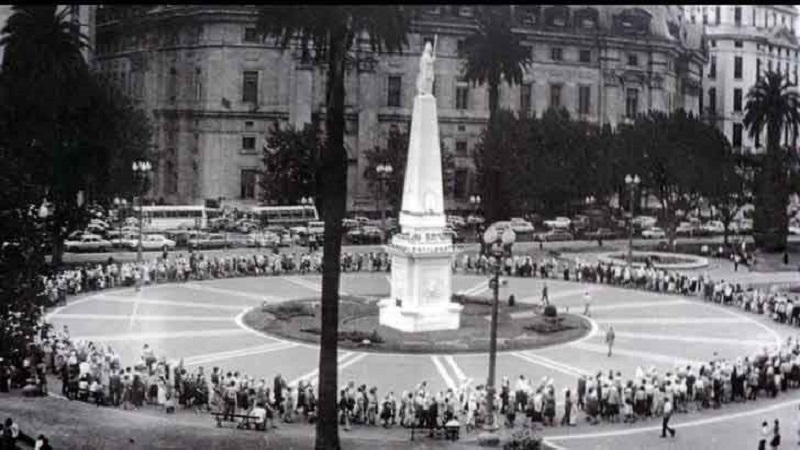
[0,4,11,63]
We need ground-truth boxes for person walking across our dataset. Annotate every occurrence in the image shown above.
[760,421,770,450]
[660,397,675,438]
[771,419,781,449]
[583,290,592,317]
[606,326,615,357]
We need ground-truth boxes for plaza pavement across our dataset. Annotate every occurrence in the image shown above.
[42,255,800,449]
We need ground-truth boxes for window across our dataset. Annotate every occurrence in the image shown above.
[627,54,638,66]
[625,88,638,118]
[734,40,743,48]
[455,140,468,156]
[708,87,717,112]
[387,76,402,107]
[709,57,716,79]
[456,39,465,58]
[715,6,721,25]
[734,56,743,79]
[551,47,563,61]
[734,7,741,26]
[241,136,256,154]
[520,83,532,117]
[549,84,562,109]
[752,8,756,27]
[768,60,772,72]
[240,169,258,199]
[757,58,761,79]
[242,71,258,103]
[455,81,469,110]
[733,88,742,112]
[578,85,591,116]
[453,169,469,199]
[193,67,203,101]
[243,27,258,43]
[579,49,591,63]
[795,65,798,85]
[732,123,743,148]
[710,40,716,48]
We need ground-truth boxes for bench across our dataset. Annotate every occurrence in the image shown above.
[209,412,264,430]
[410,420,460,441]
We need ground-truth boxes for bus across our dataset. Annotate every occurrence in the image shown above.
[140,205,221,231]
[248,205,319,227]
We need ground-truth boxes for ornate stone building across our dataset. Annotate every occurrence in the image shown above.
[92,5,705,211]
[684,5,799,153]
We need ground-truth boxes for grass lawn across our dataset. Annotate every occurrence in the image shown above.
[243,296,590,354]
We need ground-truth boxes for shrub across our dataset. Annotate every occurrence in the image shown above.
[264,302,314,321]
[543,304,557,318]
[503,429,542,450]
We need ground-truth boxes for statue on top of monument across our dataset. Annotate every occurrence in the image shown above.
[416,39,436,96]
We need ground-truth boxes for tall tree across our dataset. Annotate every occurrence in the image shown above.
[743,70,800,251]
[707,152,751,246]
[255,7,412,449]
[463,5,531,224]
[616,110,728,245]
[259,120,322,206]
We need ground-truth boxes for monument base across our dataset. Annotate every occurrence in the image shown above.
[378,299,463,333]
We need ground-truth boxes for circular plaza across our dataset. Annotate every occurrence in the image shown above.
[44,268,800,449]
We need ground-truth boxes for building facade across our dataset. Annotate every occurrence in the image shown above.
[93,5,705,211]
[684,5,799,153]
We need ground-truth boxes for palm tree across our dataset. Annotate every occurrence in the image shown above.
[743,71,800,251]
[1,5,90,266]
[463,5,531,223]
[255,7,412,449]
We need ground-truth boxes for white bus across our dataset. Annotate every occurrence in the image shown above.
[249,205,319,226]
[140,205,221,231]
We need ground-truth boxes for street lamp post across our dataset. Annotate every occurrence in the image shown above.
[113,197,128,243]
[624,174,640,266]
[470,195,482,239]
[132,160,152,291]
[480,225,515,444]
[376,163,393,244]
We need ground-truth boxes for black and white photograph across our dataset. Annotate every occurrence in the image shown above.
[2,4,800,450]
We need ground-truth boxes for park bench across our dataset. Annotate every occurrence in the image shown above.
[410,419,460,441]
[209,412,264,430]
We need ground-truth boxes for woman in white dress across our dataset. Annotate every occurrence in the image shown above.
[157,376,167,409]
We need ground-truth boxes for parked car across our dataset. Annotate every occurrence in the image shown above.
[361,226,384,244]
[632,216,658,229]
[278,232,294,247]
[249,231,281,248]
[163,230,204,248]
[466,214,485,225]
[64,234,112,253]
[641,227,667,239]
[235,219,260,234]
[489,221,512,233]
[188,233,228,250]
[124,217,139,227]
[675,221,697,236]
[701,220,725,235]
[341,218,359,229]
[127,234,176,251]
[355,216,370,225]
[541,229,574,241]
[543,217,572,229]
[109,232,138,249]
[346,227,364,243]
[583,228,620,240]
[571,215,590,231]
[447,215,467,228]
[265,225,286,235]
[789,225,800,235]
[509,218,535,233]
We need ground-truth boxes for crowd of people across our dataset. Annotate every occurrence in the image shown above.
[2,246,798,443]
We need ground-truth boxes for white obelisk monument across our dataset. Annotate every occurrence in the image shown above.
[378,40,462,332]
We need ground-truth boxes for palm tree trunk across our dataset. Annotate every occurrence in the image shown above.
[483,79,502,223]
[314,29,348,450]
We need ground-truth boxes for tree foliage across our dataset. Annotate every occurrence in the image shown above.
[259,120,322,206]
[743,71,800,251]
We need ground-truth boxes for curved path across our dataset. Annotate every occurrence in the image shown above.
[44,267,800,449]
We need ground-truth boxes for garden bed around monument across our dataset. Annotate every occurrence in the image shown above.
[242,295,591,354]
